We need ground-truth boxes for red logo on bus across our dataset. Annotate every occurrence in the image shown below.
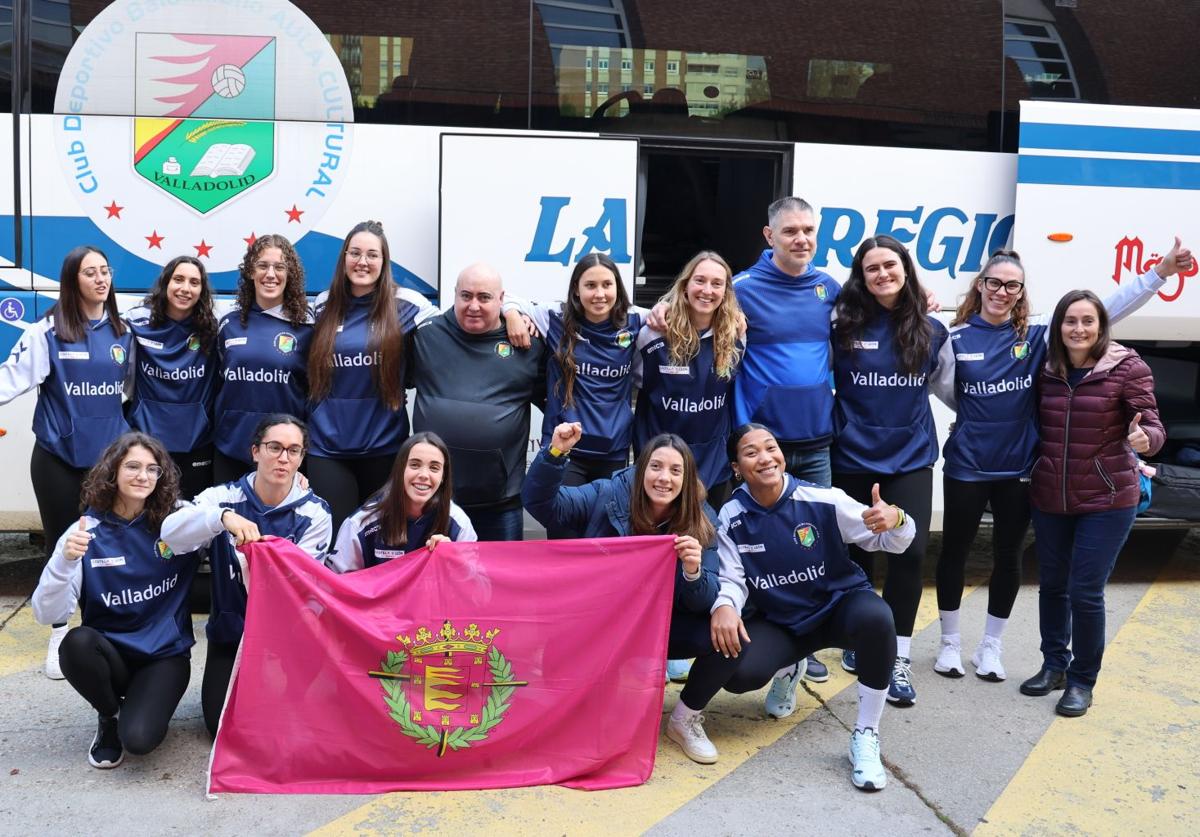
[1112,236,1195,302]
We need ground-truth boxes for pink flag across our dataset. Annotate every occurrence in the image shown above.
[207,535,678,794]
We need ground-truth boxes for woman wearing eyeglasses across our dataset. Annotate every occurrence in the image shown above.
[306,221,439,534]
[0,245,132,679]
[212,234,313,485]
[124,256,219,500]
[161,413,332,737]
[932,240,1192,683]
[32,432,199,769]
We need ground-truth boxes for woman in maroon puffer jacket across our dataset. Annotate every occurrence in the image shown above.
[1021,289,1165,718]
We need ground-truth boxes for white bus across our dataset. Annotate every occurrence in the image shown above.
[2,0,1197,530]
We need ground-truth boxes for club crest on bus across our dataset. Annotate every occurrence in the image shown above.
[370,620,528,757]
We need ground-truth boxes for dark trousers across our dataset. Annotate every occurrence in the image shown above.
[834,468,932,638]
[778,443,832,488]
[936,476,1030,619]
[202,639,239,738]
[667,609,717,660]
[31,445,87,628]
[547,455,627,539]
[171,444,214,502]
[705,480,733,511]
[679,590,896,710]
[1031,506,1136,689]
[464,502,524,542]
[212,450,251,487]
[58,626,191,755]
[306,452,397,535]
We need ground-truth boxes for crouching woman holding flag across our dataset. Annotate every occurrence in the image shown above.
[669,424,914,791]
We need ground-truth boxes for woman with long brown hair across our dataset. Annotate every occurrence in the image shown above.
[212,234,312,484]
[32,432,198,769]
[125,255,219,499]
[0,245,132,678]
[328,431,476,572]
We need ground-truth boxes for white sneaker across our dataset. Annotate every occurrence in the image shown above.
[972,636,1007,682]
[933,636,965,678]
[45,625,68,680]
[666,712,718,764]
[849,727,887,791]
[764,658,807,719]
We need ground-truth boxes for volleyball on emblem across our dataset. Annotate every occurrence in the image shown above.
[211,64,247,98]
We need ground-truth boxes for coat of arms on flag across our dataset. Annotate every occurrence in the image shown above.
[132,34,277,213]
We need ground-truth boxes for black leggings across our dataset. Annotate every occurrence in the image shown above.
[201,639,239,739]
[171,444,214,501]
[547,455,627,539]
[833,468,932,638]
[667,609,717,660]
[679,590,896,710]
[58,626,191,755]
[212,450,251,487]
[306,452,397,535]
[936,476,1029,619]
[31,445,87,628]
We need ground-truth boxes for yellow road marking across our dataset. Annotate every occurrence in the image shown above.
[978,560,1200,835]
[0,604,77,678]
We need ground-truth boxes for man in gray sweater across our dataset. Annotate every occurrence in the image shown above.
[410,263,546,540]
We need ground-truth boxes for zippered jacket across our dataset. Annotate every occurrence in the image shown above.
[1030,342,1164,514]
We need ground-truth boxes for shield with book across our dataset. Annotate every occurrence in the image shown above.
[132,33,278,213]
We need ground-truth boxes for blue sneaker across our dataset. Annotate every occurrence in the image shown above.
[841,649,857,673]
[803,655,829,683]
[886,656,916,706]
[666,659,693,683]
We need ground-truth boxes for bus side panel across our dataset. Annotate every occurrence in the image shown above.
[0,292,45,531]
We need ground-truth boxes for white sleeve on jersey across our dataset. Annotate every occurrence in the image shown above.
[0,319,52,406]
[929,335,958,410]
[160,484,241,554]
[31,515,100,625]
[449,502,478,542]
[295,499,333,562]
[327,510,367,573]
[828,485,916,554]
[711,510,749,615]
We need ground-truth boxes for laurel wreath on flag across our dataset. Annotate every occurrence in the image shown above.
[379,646,515,751]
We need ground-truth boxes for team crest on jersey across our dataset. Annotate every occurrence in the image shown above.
[615,331,632,349]
[1011,341,1030,360]
[50,0,355,273]
[815,284,828,301]
[495,342,512,358]
[186,334,202,352]
[793,523,819,549]
[155,539,175,561]
[274,332,297,354]
[110,344,127,364]
[371,620,527,758]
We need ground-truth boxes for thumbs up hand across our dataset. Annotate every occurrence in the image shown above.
[63,517,93,561]
[1155,237,1194,278]
[861,483,900,534]
[1127,412,1151,453]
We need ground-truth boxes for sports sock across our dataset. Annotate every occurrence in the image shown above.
[895,635,912,659]
[938,608,960,636]
[984,613,1008,641]
[856,683,888,732]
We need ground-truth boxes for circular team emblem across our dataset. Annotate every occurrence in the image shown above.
[51,0,355,273]
[155,539,175,561]
[615,330,632,349]
[371,621,527,758]
[0,297,25,323]
[1011,341,1030,360]
[110,344,127,364]
[495,341,512,358]
[793,523,819,549]
[186,333,202,352]
[815,284,828,301]
[274,332,297,354]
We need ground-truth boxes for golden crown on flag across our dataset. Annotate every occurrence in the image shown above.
[397,620,501,657]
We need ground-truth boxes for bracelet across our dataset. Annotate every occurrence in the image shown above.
[890,504,906,529]
[548,446,566,459]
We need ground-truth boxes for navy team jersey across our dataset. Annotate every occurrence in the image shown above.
[307,288,433,458]
[714,475,914,635]
[632,325,736,489]
[528,304,644,460]
[32,508,200,659]
[214,304,312,462]
[160,473,331,644]
[831,311,950,475]
[124,305,216,453]
[327,497,477,572]
[0,315,131,468]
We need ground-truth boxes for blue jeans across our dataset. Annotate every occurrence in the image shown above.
[779,443,832,488]
[466,503,525,542]
[1031,506,1137,689]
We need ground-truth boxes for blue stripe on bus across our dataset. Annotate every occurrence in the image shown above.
[1020,123,1200,157]
[1017,155,1200,190]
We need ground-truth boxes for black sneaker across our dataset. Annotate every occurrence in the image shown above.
[88,714,124,769]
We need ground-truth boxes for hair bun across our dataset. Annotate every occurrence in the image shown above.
[992,248,1021,261]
